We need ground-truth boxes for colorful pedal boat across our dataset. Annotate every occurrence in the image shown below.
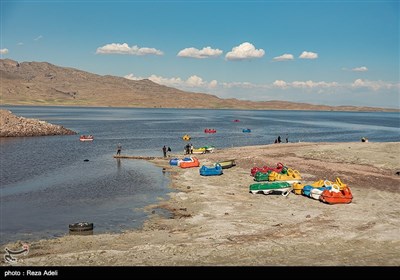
[319,187,353,204]
[199,163,223,176]
[192,146,216,154]
[293,180,325,195]
[294,178,347,195]
[302,185,332,200]
[216,159,236,169]
[268,168,301,184]
[250,163,285,177]
[179,157,200,168]
[254,171,272,182]
[249,182,292,196]
[171,157,192,166]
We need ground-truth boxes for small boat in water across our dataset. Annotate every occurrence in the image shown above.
[242,128,251,133]
[79,135,94,142]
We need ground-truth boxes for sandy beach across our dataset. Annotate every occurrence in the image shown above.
[2,142,400,266]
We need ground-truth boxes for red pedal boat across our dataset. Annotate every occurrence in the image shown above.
[79,135,94,142]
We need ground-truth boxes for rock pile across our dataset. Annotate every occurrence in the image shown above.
[0,109,77,137]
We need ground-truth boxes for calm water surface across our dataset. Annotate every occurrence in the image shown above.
[1,106,399,244]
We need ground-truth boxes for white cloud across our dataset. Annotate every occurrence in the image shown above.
[273,54,294,61]
[273,80,288,88]
[96,43,163,56]
[124,73,398,101]
[225,42,265,60]
[273,80,338,89]
[34,35,43,41]
[0,48,9,54]
[221,81,261,89]
[177,46,223,59]
[352,66,368,72]
[124,73,217,89]
[351,79,398,91]
[299,51,318,59]
[17,42,23,46]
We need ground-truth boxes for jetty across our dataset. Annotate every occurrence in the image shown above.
[113,155,164,160]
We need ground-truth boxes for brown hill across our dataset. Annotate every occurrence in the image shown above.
[0,59,396,111]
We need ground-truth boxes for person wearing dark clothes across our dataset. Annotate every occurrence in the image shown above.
[278,136,282,143]
[162,145,167,157]
[116,143,122,155]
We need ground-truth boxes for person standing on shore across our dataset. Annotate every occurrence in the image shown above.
[162,145,167,157]
[116,143,122,155]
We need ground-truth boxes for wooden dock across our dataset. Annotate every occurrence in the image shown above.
[113,155,164,160]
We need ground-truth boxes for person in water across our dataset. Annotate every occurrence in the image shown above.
[162,145,167,157]
[116,143,122,155]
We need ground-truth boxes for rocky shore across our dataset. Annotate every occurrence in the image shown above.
[0,109,76,137]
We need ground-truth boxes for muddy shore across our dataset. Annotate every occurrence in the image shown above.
[2,142,399,266]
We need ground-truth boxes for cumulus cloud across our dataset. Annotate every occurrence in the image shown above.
[221,81,262,89]
[273,54,294,61]
[352,66,368,72]
[0,48,9,54]
[96,43,163,56]
[273,80,288,88]
[225,42,265,60]
[124,73,217,89]
[34,35,43,41]
[351,79,399,91]
[273,80,338,89]
[177,46,223,59]
[299,51,318,59]
[124,73,398,97]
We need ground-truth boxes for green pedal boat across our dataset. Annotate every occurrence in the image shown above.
[249,182,292,196]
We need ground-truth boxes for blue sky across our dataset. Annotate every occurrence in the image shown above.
[1,0,399,108]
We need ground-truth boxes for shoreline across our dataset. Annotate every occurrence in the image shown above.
[2,142,400,266]
[2,104,399,113]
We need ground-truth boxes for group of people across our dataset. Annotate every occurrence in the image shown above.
[162,145,172,157]
[116,143,172,158]
[185,143,194,155]
[274,135,289,144]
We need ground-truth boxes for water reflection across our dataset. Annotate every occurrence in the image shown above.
[116,158,121,171]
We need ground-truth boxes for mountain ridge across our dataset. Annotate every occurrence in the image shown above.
[1,59,397,112]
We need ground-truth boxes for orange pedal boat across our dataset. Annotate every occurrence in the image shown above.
[319,186,353,204]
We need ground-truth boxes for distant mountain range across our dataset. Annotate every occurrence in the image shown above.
[0,59,397,112]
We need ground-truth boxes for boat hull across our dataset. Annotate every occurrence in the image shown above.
[217,159,236,169]
[249,182,292,196]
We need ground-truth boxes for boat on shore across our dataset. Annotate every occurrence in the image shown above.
[249,182,292,196]
[199,163,223,176]
[217,159,236,169]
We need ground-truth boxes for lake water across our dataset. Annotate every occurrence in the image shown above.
[1,106,399,244]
